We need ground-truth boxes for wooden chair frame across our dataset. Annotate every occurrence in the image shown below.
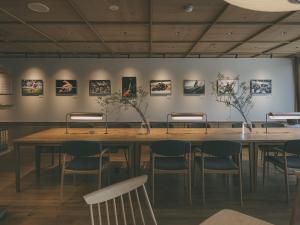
[83,175,158,225]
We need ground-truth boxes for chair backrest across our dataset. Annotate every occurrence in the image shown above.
[83,175,157,225]
[261,122,284,128]
[232,122,256,128]
[62,141,101,157]
[108,123,131,128]
[150,122,173,128]
[187,122,211,128]
[151,140,191,156]
[70,122,94,128]
[284,140,300,155]
[201,141,242,157]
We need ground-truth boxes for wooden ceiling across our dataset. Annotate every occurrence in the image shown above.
[0,0,300,58]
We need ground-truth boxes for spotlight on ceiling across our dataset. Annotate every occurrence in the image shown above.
[183,4,194,13]
[27,2,50,13]
[224,0,300,12]
[109,4,119,11]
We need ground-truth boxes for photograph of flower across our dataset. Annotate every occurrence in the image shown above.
[56,80,77,96]
[122,77,136,98]
[250,79,272,95]
[217,79,238,95]
[89,80,111,96]
[21,80,44,96]
[183,80,205,95]
[150,80,171,96]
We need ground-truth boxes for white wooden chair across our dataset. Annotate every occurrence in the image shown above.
[83,175,158,225]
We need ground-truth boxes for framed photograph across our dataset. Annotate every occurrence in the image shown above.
[21,80,44,96]
[89,80,111,96]
[217,79,238,95]
[183,80,205,95]
[150,80,172,96]
[250,79,272,95]
[122,77,136,98]
[56,80,77,96]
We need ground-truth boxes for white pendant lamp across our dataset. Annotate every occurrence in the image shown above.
[224,0,300,12]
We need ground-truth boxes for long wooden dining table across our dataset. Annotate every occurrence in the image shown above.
[13,127,300,193]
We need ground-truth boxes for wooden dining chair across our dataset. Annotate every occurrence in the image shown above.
[263,140,300,202]
[60,141,110,196]
[83,175,158,225]
[195,140,243,205]
[150,140,192,205]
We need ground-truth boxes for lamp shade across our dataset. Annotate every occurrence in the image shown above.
[69,112,103,121]
[224,0,300,12]
[170,113,204,121]
[267,112,300,120]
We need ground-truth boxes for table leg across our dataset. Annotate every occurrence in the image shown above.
[35,146,41,182]
[14,143,21,192]
[134,143,141,176]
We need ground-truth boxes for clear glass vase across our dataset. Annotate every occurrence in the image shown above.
[139,120,151,135]
[242,121,252,134]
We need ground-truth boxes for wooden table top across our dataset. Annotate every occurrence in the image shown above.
[13,127,300,144]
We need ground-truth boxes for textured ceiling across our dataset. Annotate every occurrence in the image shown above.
[0,0,299,58]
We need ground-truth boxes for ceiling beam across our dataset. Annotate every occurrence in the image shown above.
[1,21,300,26]
[149,0,153,56]
[217,11,297,57]
[66,0,114,55]
[0,7,66,51]
[252,35,300,57]
[183,4,229,58]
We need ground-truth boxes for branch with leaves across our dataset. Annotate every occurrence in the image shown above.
[211,73,254,131]
[97,87,150,134]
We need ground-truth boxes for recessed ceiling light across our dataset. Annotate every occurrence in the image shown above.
[226,32,233,36]
[27,2,50,13]
[183,4,194,13]
[109,4,119,11]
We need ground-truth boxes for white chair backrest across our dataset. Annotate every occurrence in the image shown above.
[83,175,158,225]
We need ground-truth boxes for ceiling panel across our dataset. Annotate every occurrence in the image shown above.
[94,25,148,41]
[152,43,190,53]
[34,24,98,41]
[152,0,226,22]
[0,24,47,41]
[0,0,80,22]
[251,25,300,42]
[61,42,108,53]
[152,25,207,42]
[109,42,148,53]
[202,24,266,41]
[232,42,280,53]
[193,42,236,53]
[269,41,300,54]
[219,5,286,22]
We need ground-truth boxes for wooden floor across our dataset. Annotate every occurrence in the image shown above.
[0,148,298,225]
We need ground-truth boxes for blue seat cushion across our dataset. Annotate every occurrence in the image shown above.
[266,155,300,169]
[196,157,238,170]
[66,157,109,170]
[154,157,187,170]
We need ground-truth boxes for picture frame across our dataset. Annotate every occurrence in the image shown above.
[56,80,77,96]
[183,80,205,95]
[122,77,136,98]
[250,79,272,95]
[217,79,238,95]
[150,80,172,96]
[89,80,111,96]
[21,80,44,96]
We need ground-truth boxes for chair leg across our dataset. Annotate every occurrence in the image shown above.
[151,157,155,205]
[60,154,66,199]
[188,170,192,205]
[284,166,290,203]
[35,147,41,182]
[202,169,205,205]
[262,151,267,186]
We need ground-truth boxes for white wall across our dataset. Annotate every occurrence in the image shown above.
[0,58,295,122]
